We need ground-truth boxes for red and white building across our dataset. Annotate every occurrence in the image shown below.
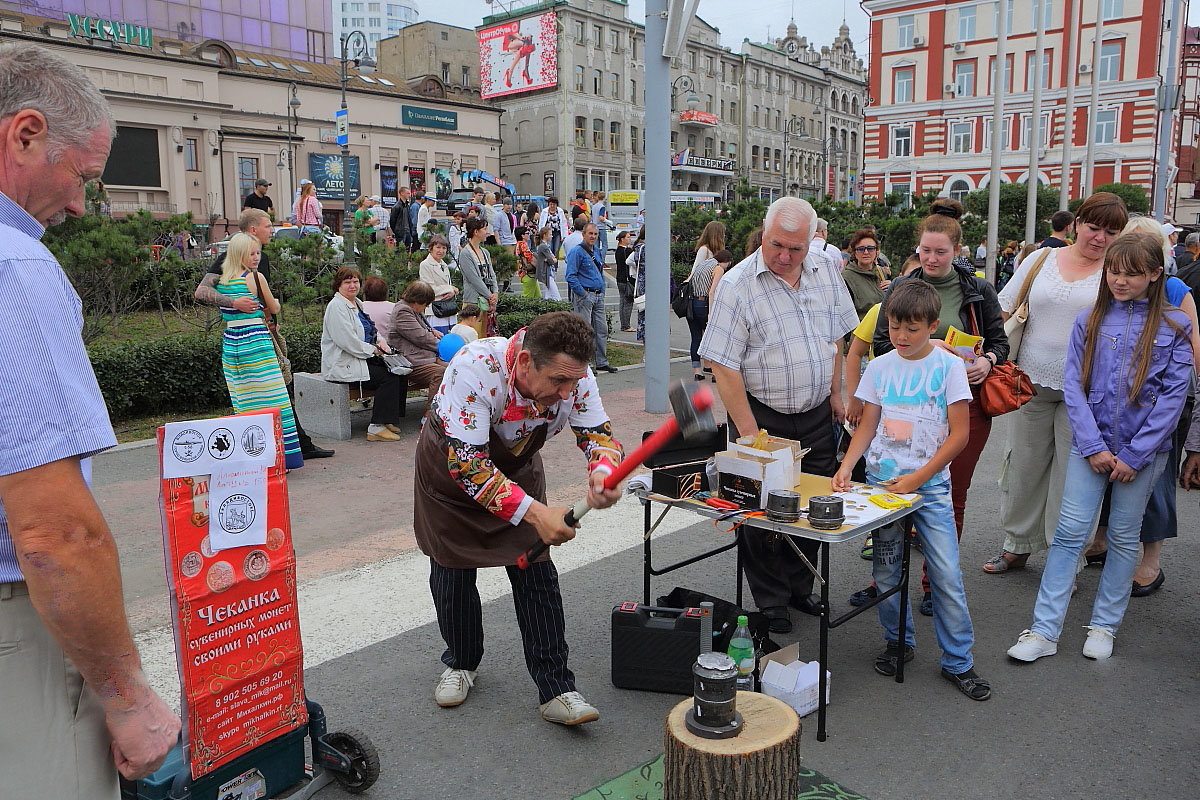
[861,0,1182,207]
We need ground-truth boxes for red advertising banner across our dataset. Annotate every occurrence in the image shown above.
[157,409,306,779]
[478,11,558,99]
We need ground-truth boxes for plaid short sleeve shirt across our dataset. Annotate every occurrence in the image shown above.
[699,247,858,414]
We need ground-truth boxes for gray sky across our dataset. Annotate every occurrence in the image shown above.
[421,0,870,59]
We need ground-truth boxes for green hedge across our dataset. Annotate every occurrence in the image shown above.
[88,300,580,419]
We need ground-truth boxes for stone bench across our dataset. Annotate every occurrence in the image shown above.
[293,372,408,441]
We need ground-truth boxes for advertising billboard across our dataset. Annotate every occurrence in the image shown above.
[307,153,360,200]
[478,11,558,99]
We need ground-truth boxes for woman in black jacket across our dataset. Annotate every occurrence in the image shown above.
[867,212,1009,615]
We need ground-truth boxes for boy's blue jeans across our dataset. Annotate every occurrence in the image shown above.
[1031,449,1166,641]
[870,476,975,674]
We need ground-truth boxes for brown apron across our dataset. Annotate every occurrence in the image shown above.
[413,418,550,568]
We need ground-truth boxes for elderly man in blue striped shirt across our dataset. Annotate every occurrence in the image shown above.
[0,42,179,795]
[699,197,858,634]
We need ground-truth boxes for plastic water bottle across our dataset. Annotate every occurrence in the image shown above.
[727,615,756,692]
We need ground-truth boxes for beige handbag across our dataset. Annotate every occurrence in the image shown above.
[1002,248,1052,363]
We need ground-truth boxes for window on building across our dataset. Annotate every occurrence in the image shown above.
[753,68,760,85]
[307,29,326,61]
[574,116,586,147]
[688,50,696,70]
[751,105,759,127]
[670,130,678,151]
[368,17,379,26]
[574,65,584,91]
[891,181,912,206]
[893,67,914,103]
[727,142,737,161]
[341,18,348,27]
[1102,0,1121,20]
[1026,51,1052,90]
[440,30,448,40]
[774,148,782,172]
[574,20,585,42]
[462,65,470,86]
[1033,0,1053,29]
[775,74,782,92]
[791,78,798,98]
[593,118,604,149]
[989,54,1013,93]
[983,116,1012,150]
[992,1,1014,34]
[589,171,605,191]
[958,6,976,40]
[948,179,970,202]
[575,168,587,191]
[721,61,727,82]
[235,156,258,201]
[368,2,378,10]
[686,133,696,150]
[729,101,737,121]
[610,72,620,99]
[609,170,621,189]
[184,137,199,171]
[897,14,915,48]
[630,125,639,155]
[703,137,714,157]
[1094,109,1117,143]
[950,121,972,153]
[441,62,449,83]
[593,69,602,94]
[1021,113,1052,149]
[953,61,975,96]
[610,122,621,151]
[891,126,912,157]
[630,79,638,104]
[610,29,620,51]
[751,145,759,169]
[593,24,602,47]
[705,55,714,74]
[632,36,639,60]
[1099,42,1121,82]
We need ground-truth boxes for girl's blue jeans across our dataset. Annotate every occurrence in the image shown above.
[1031,448,1167,641]
[869,475,975,674]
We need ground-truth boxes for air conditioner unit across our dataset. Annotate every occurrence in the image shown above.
[912,35,926,46]
[1078,63,1092,74]
[953,42,965,53]
[945,83,957,94]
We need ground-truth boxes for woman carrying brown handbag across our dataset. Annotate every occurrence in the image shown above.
[982,192,1129,574]
[866,208,1008,615]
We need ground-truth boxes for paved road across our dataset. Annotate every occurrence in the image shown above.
[92,362,1200,799]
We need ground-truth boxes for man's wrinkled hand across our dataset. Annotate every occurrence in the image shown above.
[107,689,181,780]
[586,470,622,510]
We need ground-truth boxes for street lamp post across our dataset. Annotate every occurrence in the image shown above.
[337,30,375,264]
[782,116,804,198]
[284,82,300,202]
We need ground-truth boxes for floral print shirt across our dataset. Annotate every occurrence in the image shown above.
[429,329,622,524]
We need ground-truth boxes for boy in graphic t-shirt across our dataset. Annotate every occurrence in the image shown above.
[833,279,991,702]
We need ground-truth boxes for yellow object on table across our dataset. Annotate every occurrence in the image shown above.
[868,492,913,509]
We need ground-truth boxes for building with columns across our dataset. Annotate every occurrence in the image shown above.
[481,0,866,202]
[0,9,501,234]
[862,0,1181,209]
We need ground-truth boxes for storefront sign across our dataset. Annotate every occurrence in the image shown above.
[158,410,306,779]
[307,153,360,199]
[670,150,735,174]
[678,109,718,126]
[401,105,458,130]
[66,12,152,47]
[544,171,555,195]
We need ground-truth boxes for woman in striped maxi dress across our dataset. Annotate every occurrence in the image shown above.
[217,233,304,469]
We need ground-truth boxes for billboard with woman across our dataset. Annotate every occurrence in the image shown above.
[478,11,557,99]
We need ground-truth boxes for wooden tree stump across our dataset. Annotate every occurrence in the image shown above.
[663,691,801,800]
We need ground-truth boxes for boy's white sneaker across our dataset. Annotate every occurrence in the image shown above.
[1082,626,1115,660]
[1007,629,1058,662]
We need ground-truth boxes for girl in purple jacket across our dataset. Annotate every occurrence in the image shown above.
[1007,233,1193,663]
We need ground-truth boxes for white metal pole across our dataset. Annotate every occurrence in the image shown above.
[643,0,670,413]
[1083,4,1104,197]
[1025,1,1047,244]
[1153,0,1184,221]
[1059,0,1082,210]
[985,0,1010,285]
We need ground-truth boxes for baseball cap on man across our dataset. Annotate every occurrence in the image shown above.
[254,179,271,187]
[1162,222,1184,236]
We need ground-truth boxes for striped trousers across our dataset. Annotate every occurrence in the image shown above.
[429,558,575,704]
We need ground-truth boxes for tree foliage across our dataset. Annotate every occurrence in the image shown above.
[1066,182,1149,215]
[964,182,1061,247]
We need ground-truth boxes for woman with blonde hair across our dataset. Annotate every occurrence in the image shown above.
[217,232,304,468]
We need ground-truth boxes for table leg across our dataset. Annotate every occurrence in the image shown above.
[735,530,744,609]
[816,541,830,742]
[895,527,911,684]
[643,500,652,605]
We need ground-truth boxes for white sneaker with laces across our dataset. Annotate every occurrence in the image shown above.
[1082,626,1115,660]
[1007,629,1058,662]
[539,691,599,725]
[434,667,476,707]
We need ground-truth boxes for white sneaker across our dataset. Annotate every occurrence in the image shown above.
[1007,629,1058,662]
[1082,626,1115,660]
[539,691,599,726]
[434,667,476,707]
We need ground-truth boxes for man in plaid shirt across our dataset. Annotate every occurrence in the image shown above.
[699,197,858,633]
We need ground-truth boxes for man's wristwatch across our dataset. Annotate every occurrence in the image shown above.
[984,352,998,366]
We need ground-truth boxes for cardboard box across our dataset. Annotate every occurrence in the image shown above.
[732,434,807,485]
[757,643,831,718]
[715,449,792,508]
[651,461,709,499]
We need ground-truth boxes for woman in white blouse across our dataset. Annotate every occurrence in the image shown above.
[982,192,1129,574]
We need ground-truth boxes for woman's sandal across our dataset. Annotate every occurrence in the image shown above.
[942,668,991,701]
[981,551,1029,574]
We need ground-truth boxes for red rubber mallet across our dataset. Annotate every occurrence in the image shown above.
[517,382,716,569]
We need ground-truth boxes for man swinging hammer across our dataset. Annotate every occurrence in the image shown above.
[413,312,624,725]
